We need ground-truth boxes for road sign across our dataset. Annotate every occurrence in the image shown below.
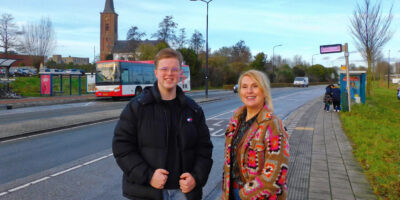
[320,44,343,54]
[341,65,347,71]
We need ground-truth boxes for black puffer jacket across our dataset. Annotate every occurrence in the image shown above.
[112,83,213,200]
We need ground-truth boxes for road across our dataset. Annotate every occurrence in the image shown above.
[0,86,325,199]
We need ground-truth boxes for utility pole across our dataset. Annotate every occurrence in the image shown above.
[344,43,351,112]
[388,50,390,88]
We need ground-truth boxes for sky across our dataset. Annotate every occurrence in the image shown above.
[1,0,399,68]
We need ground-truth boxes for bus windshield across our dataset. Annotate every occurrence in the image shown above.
[96,62,121,84]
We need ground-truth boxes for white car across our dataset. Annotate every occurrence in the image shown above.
[293,77,309,87]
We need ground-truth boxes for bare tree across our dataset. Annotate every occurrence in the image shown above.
[349,0,393,96]
[152,15,177,44]
[19,17,56,71]
[0,13,20,78]
[190,30,204,54]
[126,26,145,41]
[175,28,187,49]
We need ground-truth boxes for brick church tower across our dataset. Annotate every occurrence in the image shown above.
[100,0,118,60]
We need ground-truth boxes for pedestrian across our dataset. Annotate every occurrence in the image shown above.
[112,48,213,200]
[222,70,289,200]
[323,92,333,112]
[325,84,333,96]
[331,85,341,112]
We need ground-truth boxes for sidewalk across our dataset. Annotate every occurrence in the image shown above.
[284,98,376,200]
[0,94,99,110]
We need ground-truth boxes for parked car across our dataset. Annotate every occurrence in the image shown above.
[233,84,238,93]
[293,77,309,87]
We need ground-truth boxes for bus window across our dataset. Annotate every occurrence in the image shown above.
[143,65,154,84]
[96,62,120,84]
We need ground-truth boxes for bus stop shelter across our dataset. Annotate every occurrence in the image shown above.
[39,71,83,96]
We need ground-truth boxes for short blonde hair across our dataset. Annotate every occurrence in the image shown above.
[154,48,183,69]
[238,69,274,112]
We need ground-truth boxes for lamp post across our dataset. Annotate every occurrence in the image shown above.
[272,44,282,82]
[312,53,319,66]
[191,0,213,98]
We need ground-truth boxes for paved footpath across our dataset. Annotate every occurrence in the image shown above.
[285,98,376,200]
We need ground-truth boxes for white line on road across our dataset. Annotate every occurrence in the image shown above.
[0,153,113,196]
[0,108,236,196]
[208,109,235,119]
[211,129,224,137]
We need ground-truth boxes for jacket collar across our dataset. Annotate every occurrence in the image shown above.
[139,81,187,107]
[232,104,273,124]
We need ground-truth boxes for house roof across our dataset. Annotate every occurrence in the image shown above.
[113,39,162,53]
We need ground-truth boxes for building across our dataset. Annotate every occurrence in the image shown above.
[100,0,160,61]
[0,53,44,67]
[48,55,90,65]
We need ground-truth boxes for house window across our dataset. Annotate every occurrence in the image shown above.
[105,24,109,31]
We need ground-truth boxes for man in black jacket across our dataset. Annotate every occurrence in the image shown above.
[112,48,213,200]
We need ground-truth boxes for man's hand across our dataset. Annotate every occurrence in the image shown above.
[179,173,196,193]
[150,169,169,189]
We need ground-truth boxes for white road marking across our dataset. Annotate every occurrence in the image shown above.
[212,120,223,126]
[208,109,235,119]
[0,108,237,196]
[8,183,31,192]
[211,129,224,137]
[0,153,113,196]
[30,177,50,184]
[51,165,83,177]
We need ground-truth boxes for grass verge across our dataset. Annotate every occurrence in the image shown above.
[10,76,87,97]
[340,81,400,199]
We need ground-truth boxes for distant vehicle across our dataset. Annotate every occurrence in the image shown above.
[95,60,190,98]
[233,84,238,93]
[293,77,309,87]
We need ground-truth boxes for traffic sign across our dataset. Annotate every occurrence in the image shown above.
[320,44,343,54]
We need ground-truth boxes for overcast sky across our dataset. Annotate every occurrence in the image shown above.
[2,0,399,67]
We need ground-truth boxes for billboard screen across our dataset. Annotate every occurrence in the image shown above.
[320,44,342,54]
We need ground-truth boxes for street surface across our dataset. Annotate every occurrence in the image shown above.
[0,86,325,199]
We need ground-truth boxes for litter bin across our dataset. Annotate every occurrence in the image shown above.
[341,92,349,112]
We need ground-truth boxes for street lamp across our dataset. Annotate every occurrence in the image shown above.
[272,44,282,82]
[312,53,319,66]
[191,0,213,98]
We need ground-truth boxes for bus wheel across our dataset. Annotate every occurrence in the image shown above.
[135,87,142,96]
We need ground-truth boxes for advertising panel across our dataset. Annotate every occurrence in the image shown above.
[86,74,96,93]
[41,74,51,95]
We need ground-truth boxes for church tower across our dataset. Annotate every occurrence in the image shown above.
[100,0,118,60]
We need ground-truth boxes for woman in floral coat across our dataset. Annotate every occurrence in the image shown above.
[222,70,289,200]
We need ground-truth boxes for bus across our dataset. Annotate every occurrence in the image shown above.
[95,60,190,97]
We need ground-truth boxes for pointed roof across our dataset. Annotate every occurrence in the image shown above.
[103,0,115,13]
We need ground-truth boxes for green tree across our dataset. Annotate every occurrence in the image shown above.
[137,44,157,60]
[177,48,203,88]
[308,64,326,82]
[276,64,294,83]
[292,64,307,77]
[249,52,267,71]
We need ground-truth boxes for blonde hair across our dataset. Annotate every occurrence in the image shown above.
[238,69,274,112]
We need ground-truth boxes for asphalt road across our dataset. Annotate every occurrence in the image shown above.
[0,86,325,200]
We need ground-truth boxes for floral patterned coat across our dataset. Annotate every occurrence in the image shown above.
[222,105,289,200]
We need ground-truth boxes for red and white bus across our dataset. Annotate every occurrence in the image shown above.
[95,60,190,97]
